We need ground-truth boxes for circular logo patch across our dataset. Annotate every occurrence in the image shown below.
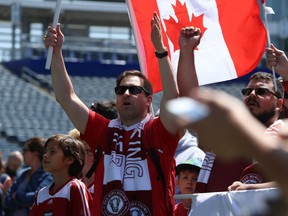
[241,173,263,184]
[102,189,129,216]
[130,201,151,216]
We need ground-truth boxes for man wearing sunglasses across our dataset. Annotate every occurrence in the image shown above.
[176,27,286,194]
[227,71,285,191]
[43,12,181,216]
[227,45,288,192]
[229,46,288,192]
[241,71,284,128]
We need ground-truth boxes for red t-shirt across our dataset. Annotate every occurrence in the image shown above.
[30,178,92,216]
[81,111,179,216]
[174,202,189,216]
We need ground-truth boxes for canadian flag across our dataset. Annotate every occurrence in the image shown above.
[126,0,267,93]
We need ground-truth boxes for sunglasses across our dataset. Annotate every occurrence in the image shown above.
[241,87,280,98]
[114,86,151,96]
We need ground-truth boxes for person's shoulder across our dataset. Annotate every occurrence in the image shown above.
[0,173,9,183]
[70,177,86,186]
[145,115,162,127]
[69,178,90,192]
[18,166,31,176]
[33,167,51,177]
[265,119,285,136]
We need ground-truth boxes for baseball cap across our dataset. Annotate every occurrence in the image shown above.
[176,157,203,176]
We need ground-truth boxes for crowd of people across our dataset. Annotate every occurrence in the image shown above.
[0,11,287,216]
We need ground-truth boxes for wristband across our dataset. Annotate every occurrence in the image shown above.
[155,48,168,58]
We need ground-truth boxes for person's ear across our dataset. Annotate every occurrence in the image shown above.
[276,98,283,110]
[64,156,74,165]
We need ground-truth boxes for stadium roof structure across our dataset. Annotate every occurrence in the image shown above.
[0,0,130,27]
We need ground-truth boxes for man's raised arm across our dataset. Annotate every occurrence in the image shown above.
[177,27,202,97]
[44,24,89,134]
[150,12,180,135]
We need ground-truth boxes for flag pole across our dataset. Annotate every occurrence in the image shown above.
[262,1,277,90]
[45,0,62,70]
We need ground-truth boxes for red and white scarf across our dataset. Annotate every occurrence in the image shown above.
[195,152,216,192]
[101,114,154,216]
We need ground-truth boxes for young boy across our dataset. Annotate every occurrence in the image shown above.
[68,128,95,196]
[174,157,203,216]
[29,134,93,216]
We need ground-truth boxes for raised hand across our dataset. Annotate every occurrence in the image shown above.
[178,26,202,51]
[151,12,166,53]
[43,23,64,53]
[266,44,288,80]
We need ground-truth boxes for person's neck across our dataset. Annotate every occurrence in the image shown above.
[182,198,192,209]
[121,113,149,127]
[52,172,71,193]
[30,160,42,175]
[264,116,279,128]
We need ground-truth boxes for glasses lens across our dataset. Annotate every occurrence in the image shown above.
[115,86,128,95]
[255,88,268,96]
[129,86,143,95]
[115,86,143,95]
[241,88,252,96]
[242,87,278,98]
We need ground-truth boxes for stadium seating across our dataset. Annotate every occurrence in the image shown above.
[0,61,246,161]
[0,65,74,147]
[0,64,162,154]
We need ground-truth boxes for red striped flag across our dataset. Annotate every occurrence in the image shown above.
[126,0,267,93]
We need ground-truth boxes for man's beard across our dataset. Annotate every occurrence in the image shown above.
[252,109,276,126]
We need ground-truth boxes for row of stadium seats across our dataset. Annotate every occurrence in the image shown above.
[0,65,74,145]
[0,63,245,162]
[0,65,163,150]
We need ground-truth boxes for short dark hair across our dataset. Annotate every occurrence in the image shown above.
[90,100,118,119]
[25,137,46,161]
[116,70,153,96]
[249,72,284,99]
[176,164,201,176]
[45,134,85,178]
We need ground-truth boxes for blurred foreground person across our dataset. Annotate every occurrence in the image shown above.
[166,88,288,215]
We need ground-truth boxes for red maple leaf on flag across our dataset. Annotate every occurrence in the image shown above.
[164,0,207,51]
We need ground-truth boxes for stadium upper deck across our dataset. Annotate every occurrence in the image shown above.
[0,0,287,63]
[0,0,137,63]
